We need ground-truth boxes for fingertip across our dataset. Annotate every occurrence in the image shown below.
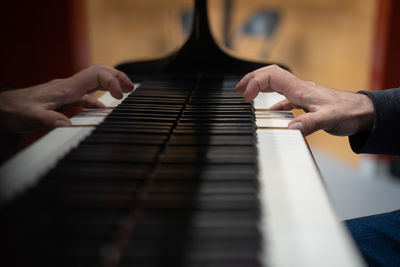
[243,92,252,102]
[94,100,107,108]
[118,71,134,93]
[288,121,304,132]
[236,75,252,92]
[121,80,134,93]
[125,82,135,93]
[111,91,123,100]
[54,119,71,128]
[243,80,260,102]
[235,82,244,93]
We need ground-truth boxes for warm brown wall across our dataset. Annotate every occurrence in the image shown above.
[0,0,89,88]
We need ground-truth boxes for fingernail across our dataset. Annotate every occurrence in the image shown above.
[288,122,303,131]
[54,120,69,127]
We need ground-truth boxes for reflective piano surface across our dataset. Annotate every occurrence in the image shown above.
[0,88,363,266]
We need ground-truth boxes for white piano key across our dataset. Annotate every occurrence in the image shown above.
[0,85,364,266]
[256,118,292,128]
[0,127,95,203]
[97,83,140,107]
[257,129,363,267]
[254,94,293,129]
[70,108,112,125]
[97,91,131,107]
[253,92,286,110]
[70,83,139,126]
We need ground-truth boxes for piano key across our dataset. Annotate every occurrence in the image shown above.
[0,79,363,267]
[141,194,259,211]
[148,180,258,194]
[136,210,259,227]
[153,164,257,181]
[169,135,255,146]
[84,133,167,145]
[65,144,161,163]
[43,162,149,180]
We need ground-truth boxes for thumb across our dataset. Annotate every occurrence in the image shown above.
[33,109,72,130]
[288,112,324,136]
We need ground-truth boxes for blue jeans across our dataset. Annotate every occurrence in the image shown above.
[346,209,400,266]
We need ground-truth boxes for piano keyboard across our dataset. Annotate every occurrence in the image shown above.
[0,76,363,267]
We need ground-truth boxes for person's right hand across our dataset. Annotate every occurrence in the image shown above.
[0,64,134,133]
[235,65,374,136]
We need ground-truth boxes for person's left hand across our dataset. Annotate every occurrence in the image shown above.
[0,64,134,133]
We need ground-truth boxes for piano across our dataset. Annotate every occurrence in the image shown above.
[0,1,363,266]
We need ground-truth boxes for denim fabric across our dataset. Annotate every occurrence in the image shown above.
[346,209,400,267]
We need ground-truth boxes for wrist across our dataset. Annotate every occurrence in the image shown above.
[355,92,374,132]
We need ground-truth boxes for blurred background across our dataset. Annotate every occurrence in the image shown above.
[2,0,400,220]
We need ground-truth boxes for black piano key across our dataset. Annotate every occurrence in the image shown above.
[0,75,262,267]
[96,125,172,135]
[125,225,261,241]
[43,162,149,180]
[149,180,258,194]
[169,135,255,146]
[162,146,256,164]
[154,164,257,181]
[65,144,161,163]
[101,119,175,127]
[84,133,167,145]
[141,194,259,211]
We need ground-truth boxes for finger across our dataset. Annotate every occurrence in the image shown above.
[116,70,134,93]
[269,99,297,111]
[97,70,124,99]
[288,112,324,136]
[251,65,293,94]
[100,65,134,93]
[243,78,262,102]
[32,108,71,130]
[235,71,255,93]
[75,94,106,108]
[235,65,271,93]
[242,65,307,104]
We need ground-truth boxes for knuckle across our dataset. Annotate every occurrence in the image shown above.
[91,63,106,73]
[268,64,280,72]
[305,81,317,86]
[93,63,103,68]
[293,88,306,102]
[244,72,255,81]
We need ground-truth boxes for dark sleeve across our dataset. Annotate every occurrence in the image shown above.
[349,88,400,155]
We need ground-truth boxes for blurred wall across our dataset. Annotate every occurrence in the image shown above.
[0,0,89,88]
[86,0,192,67]
[86,0,377,165]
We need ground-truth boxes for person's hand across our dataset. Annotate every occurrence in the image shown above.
[0,64,134,133]
[235,65,374,136]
